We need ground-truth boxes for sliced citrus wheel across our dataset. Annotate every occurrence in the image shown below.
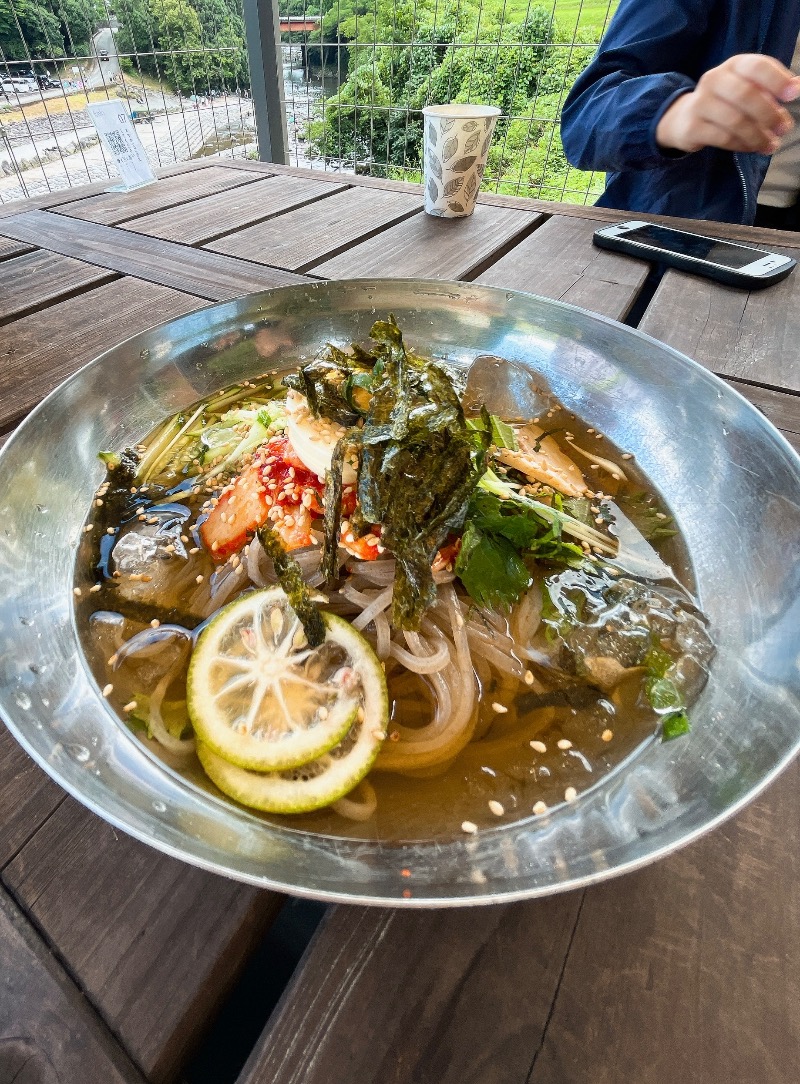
[197,704,387,814]
[188,587,386,771]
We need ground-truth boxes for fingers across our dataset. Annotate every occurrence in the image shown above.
[726,54,800,102]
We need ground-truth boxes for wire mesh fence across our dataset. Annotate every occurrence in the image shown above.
[0,0,256,204]
[0,0,617,206]
[278,0,618,202]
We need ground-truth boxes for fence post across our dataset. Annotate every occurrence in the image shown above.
[243,0,288,164]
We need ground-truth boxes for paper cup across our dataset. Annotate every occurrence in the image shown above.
[422,104,501,218]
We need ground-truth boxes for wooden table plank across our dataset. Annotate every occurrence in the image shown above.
[0,210,307,302]
[0,250,116,324]
[0,277,204,432]
[52,165,263,226]
[527,759,800,1084]
[638,254,800,394]
[0,235,33,261]
[123,175,350,246]
[476,214,650,321]
[728,378,800,440]
[0,884,146,1084]
[238,896,581,1084]
[4,798,283,1084]
[0,159,229,221]
[207,186,423,271]
[311,203,541,281]
[0,722,64,869]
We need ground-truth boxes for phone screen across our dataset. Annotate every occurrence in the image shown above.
[623,224,762,269]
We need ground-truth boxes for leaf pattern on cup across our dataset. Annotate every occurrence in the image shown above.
[427,206,446,216]
[427,121,437,147]
[442,135,458,163]
[462,120,478,132]
[464,130,480,154]
[427,150,442,180]
[448,201,466,214]
[464,173,478,200]
[476,163,485,180]
[484,117,493,131]
[481,134,491,158]
[443,177,463,197]
[440,118,456,134]
[451,155,477,174]
[427,177,439,203]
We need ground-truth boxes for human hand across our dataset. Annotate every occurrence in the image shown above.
[656,54,800,155]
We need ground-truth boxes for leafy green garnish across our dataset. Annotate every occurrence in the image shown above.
[456,523,532,609]
[455,489,585,610]
[467,412,518,450]
[130,696,190,740]
[662,711,691,741]
[256,525,325,647]
[315,315,489,628]
[617,492,677,542]
[644,643,691,741]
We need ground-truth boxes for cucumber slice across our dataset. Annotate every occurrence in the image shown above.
[197,691,388,814]
[188,587,385,771]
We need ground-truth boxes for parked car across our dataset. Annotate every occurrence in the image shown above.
[99,51,109,61]
[1,77,37,96]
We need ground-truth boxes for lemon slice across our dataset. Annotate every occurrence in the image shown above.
[197,706,387,814]
[188,587,385,771]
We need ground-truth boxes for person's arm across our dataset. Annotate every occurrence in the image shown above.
[561,0,717,173]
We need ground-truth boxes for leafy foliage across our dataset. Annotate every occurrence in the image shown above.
[304,0,608,202]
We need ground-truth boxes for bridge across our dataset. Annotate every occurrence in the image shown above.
[279,16,321,33]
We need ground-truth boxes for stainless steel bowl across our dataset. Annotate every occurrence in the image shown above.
[1,279,799,906]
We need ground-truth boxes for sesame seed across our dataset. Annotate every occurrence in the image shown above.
[557,739,572,750]
[102,683,113,698]
[195,575,204,584]
[533,800,548,815]
[524,670,534,685]
[372,729,387,739]
[488,800,505,817]
[181,535,189,543]
[530,740,547,753]
[587,427,595,434]
[461,820,478,835]
[189,547,200,554]
[73,587,82,597]
[611,473,621,481]
[95,498,103,508]
[83,524,93,533]
[564,787,577,802]
[108,653,118,667]
[655,512,668,520]
[122,701,137,713]
[602,728,614,742]
[150,619,160,629]
[621,452,633,460]
[318,706,329,720]
[491,702,508,714]
[106,527,115,535]
[89,583,101,593]
[357,706,365,723]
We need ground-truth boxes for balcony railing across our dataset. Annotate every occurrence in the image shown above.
[0,0,616,205]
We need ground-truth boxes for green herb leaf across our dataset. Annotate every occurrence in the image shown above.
[466,413,518,450]
[455,522,532,609]
[662,710,691,741]
[617,492,677,542]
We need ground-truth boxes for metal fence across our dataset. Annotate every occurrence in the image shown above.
[0,0,616,206]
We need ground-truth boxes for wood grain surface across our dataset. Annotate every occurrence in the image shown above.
[0,235,32,261]
[476,213,650,320]
[639,257,800,393]
[0,885,146,1084]
[0,210,307,300]
[124,174,349,245]
[4,799,283,1084]
[238,895,582,1084]
[208,185,423,271]
[312,203,541,280]
[54,165,260,226]
[0,277,204,431]
[0,249,116,323]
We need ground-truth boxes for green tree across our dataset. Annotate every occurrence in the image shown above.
[0,0,65,59]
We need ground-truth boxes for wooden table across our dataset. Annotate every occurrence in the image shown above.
[1,159,799,1084]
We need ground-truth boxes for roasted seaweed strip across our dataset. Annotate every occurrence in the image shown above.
[256,525,326,647]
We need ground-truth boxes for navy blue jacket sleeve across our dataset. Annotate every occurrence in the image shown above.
[561,0,714,173]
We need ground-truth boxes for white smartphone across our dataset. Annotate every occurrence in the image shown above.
[593,220,796,289]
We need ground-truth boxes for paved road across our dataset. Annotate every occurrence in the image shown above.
[86,26,121,88]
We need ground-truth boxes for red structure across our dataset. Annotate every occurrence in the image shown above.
[278,16,321,32]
